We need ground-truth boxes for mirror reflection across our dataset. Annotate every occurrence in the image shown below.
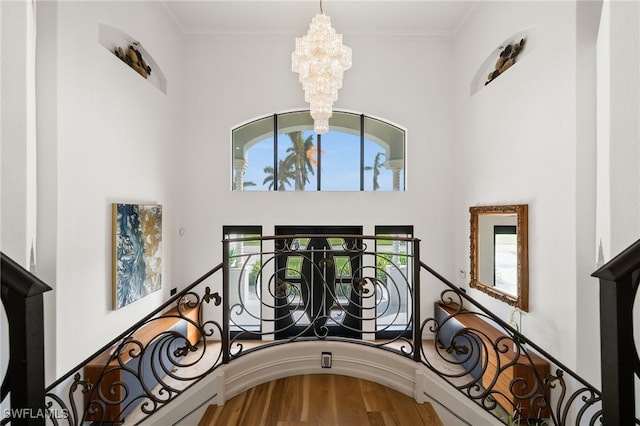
[470,204,528,311]
[477,214,518,296]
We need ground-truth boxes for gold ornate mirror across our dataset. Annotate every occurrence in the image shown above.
[470,204,529,311]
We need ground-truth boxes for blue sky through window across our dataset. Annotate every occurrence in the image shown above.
[239,130,400,191]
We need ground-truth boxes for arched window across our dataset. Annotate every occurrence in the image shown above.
[232,111,405,191]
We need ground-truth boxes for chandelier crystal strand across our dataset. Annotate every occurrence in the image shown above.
[292,11,352,134]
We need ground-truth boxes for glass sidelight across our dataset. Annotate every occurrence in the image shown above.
[375,226,413,336]
[223,226,262,334]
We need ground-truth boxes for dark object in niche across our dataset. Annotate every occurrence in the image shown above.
[485,38,525,85]
[114,42,152,79]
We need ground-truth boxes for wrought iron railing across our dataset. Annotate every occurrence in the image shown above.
[420,262,605,425]
[43,263,224,425]
[3,235,637,424]
[222,234,419,361]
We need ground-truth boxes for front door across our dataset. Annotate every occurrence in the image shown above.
[274,226,363,339]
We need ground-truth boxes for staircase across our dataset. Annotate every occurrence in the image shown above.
[2,234,639,425]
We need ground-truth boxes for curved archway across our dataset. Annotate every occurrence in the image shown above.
[198,373,441,425]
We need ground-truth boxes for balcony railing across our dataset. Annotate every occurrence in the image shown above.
[2,235,637,425]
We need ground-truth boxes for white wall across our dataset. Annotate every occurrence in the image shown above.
[1,0,39,398]
[1,0,37,267]
[176,33,457,322]
[596,0,640,259]
[39,1,185,375]
[575,0,601,387]
[36,0,59,384]
[596,0,640,410]
[453,1,588,368]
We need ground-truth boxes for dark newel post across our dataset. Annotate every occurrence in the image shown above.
[222,240,230,365]
[598,275,635,425]
[592,239,640,425]
[413,240,421,362]
[1,253,52,426]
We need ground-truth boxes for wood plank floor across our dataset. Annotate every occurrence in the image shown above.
[198,374,443,426]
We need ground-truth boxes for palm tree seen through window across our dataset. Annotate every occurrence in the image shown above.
[231,111,405,191]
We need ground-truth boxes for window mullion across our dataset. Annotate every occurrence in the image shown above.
[360,114,365,191]
[317,134,322,191]
[273,114,278,192]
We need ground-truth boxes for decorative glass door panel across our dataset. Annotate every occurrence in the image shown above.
[274,226,362,339]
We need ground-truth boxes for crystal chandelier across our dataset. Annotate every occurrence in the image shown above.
[292,1,351,134]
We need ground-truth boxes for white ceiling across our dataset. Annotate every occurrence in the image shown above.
[160,1,480,37]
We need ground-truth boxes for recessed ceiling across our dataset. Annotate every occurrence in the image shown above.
[161,1,479,37]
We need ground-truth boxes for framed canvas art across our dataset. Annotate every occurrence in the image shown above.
[112,203,163,309]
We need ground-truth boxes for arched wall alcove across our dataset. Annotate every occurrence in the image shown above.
[470,27,537,96]
[98,21,167,94]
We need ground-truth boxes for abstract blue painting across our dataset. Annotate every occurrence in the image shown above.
[112,203,162,309]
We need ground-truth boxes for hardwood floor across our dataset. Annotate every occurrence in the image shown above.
[198,374,443,426]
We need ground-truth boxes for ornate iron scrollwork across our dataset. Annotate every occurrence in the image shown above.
[41,235,620,425]
[420,289,606,425]
[45,279,225,425]
[228,235,415,354]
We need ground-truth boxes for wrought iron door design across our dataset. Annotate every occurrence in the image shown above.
[274,226,362,339]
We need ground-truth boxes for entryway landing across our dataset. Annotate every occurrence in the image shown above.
[198,374,443,426]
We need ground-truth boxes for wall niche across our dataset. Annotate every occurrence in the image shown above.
[470,28,537,96]
[98,22,167,94]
